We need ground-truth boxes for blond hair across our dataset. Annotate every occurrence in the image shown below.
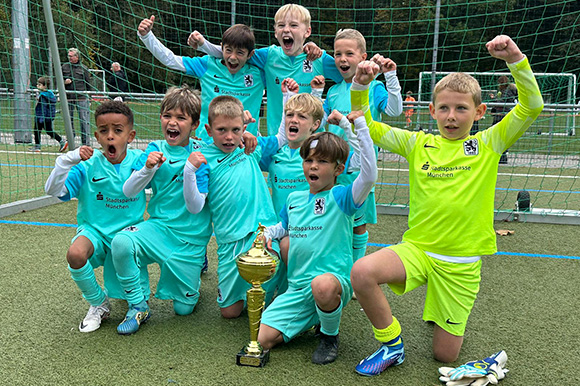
[432,72,482,106]
[208,95,244,126]
[334,29,366,54]
[274,4,311,27]
[160,86,201,122]
[284,94,324,123]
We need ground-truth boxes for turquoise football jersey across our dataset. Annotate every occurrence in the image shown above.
[136,139,212,245]
[65,148,146,244]
[263,145,307,220]
[197,137,279,244]
[258,46,339,135]
[182,56,264,141]
[283,187,357,289]
[325,80,384,139]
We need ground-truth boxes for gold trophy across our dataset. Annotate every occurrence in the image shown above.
[236,224,278,367]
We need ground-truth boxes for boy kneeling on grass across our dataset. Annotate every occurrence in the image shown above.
[349,35,543,380]
[259,112,377,365]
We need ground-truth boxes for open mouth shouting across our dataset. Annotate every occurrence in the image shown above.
[106,144,117,159]
[308,172,319,182]
[166,128,181,140]
[282,36,294,51]
[288,125,299,135]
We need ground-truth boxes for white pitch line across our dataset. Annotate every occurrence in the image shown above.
[377,167,579,179]
[0,149,59,156]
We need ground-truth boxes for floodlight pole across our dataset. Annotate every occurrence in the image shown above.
[231,0,236,25]
[12,0,31,143]
[42,0,76,150]
[429,0,441,132]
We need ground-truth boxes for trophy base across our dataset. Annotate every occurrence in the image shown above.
[236,348,270,367]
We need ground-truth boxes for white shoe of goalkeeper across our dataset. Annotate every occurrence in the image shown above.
[79,298,111,333]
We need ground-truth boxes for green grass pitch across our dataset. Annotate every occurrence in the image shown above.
[1,201,579,385]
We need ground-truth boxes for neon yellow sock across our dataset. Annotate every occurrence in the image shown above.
[373,316,402,345]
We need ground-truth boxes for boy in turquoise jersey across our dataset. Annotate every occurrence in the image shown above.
[322,29,403,264]
[110,86,212,335]
[259,116,377,365]
[44,100,149,333]
[183,95,287,319]
[138,17,264,142]
[349,35,543,376]
[190,3,343,136]
[260,79,324,219]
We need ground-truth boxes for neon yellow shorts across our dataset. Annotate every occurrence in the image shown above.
[388,242,482,336]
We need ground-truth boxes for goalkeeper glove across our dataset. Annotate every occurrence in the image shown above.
[439,350,508,386]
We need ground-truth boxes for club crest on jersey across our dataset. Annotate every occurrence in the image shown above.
[244,74,254,87]
[302,59,313,73]
[314,197,325,215]
[122,225,139,232]
[463,138,479,156]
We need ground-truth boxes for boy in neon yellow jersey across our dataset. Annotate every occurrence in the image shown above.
[350,35,543,376]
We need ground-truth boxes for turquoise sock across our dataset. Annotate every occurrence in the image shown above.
[316,303,343,336]
[111,233,144,305]
[69,262,105,306]
[353,231,369,262]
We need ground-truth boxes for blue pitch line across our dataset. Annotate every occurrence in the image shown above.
[1,163,52,169]
[0,220,77,227]
[375,182,580,195]
[367,242,579,260]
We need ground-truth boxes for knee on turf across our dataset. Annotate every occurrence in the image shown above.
[173,300,195,316]
[220,301,244,319]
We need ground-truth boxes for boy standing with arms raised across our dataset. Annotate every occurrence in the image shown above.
[111,86,211,335]
[138,17,264,141]
[45,100,148,333]
[191,3,342,135]
[350,35,543,375]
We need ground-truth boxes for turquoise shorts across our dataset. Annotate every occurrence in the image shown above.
[354,190,377,227]
[73,224,150,300]
[261,274,352,342]
[216,232,283,308]
[388,241,482,336]
[115,219,206,306]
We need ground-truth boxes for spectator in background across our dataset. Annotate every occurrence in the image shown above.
[491,75,518,163]
[107,62,128,101]
[62,48,92,146]
[404,90,415,128]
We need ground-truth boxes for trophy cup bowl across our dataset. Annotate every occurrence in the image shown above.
[235,224,278,367]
